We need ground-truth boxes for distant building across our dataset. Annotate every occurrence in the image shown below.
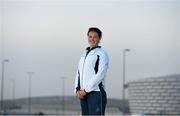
[128,74,180,115]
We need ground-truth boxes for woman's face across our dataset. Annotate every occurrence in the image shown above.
[87,31,101,48]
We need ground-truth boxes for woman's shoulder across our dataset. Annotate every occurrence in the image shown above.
[96,47,108,57]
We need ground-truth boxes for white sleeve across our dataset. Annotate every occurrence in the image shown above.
[85,52,109,93]
[74,70,79,93]
[74,58,81,93]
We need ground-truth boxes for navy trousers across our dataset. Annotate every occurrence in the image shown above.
[80,89,107,115]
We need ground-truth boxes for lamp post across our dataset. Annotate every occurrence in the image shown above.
[61,77,66,115]
[27,71,34,115]
[0,1,7,114]
[122,49,130,115]
[1,59,9,113]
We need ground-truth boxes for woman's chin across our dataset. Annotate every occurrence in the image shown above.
[89,44,97,47]
[89,45,96,48]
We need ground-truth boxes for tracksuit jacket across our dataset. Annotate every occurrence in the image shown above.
[74,46,109,93]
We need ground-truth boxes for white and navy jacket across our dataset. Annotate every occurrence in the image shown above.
[74,46,109,93]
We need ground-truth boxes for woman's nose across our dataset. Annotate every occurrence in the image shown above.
[92,37,95,40]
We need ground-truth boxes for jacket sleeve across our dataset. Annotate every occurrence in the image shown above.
[85,52,109,93]
[74,58,81,93]
[74,70,79,93]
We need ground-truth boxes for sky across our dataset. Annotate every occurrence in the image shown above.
[0,0,180,99]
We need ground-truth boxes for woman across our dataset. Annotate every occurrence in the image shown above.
[74,27,109,115]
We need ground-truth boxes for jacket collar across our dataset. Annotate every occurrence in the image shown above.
[86,46,101,56]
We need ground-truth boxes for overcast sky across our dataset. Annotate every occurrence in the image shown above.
[0,0,180,99]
